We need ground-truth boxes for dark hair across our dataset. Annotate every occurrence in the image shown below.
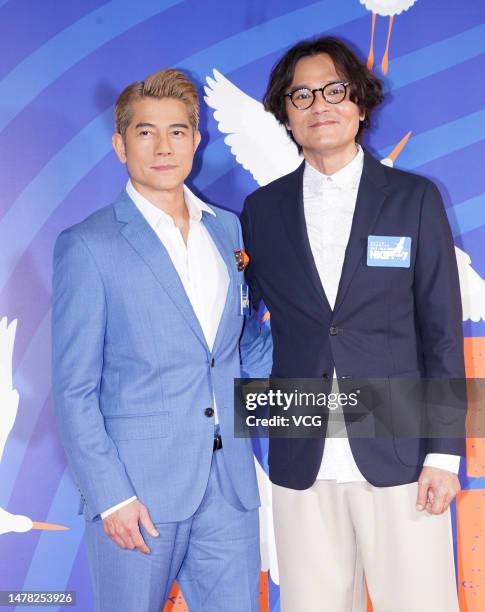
[264,36,383,148]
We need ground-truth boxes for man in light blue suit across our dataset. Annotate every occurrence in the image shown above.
[52,68,271,612]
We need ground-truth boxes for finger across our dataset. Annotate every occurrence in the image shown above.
[115,526,137,550]
[440,493,454,514]
[103,521,113,537]
[139,506,159,537]
[131,526,150,555]
[110,533,127,549]
[416,479,429,511]
[431,489,446,515]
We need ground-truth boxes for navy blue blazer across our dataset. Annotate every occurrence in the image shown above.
[240,150,466,489]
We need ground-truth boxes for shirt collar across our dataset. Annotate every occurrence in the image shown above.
[126,180,216,231]
[304,144,364,195]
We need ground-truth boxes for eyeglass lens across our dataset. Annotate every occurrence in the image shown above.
[291,82,347,109]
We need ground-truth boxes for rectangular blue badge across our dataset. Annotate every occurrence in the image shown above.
[367,235,411,268]
[239,283,250,316]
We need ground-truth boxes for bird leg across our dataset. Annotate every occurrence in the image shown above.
[367,12,376,71]
[381,15,394,75]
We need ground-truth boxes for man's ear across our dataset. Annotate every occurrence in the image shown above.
[193,129,202,153]
[112,132,127,164]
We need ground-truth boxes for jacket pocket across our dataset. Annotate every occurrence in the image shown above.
[104,412,169,441]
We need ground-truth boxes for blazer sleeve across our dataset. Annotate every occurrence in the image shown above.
[240,195,264,312]
[51,229,135,519]
[234,212,273,379]
[413,180,466,455]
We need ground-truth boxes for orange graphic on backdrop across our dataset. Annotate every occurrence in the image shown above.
[464,338,485,476]
[360,1,419,74]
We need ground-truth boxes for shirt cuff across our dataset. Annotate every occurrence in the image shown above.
[100,496,137,519]
[423,453,460,474]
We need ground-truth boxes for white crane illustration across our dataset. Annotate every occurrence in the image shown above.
[359,1,419,74]
[0,316,68,535]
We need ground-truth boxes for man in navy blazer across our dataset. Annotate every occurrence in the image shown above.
[241,37,465,611]
[52,69,270,612]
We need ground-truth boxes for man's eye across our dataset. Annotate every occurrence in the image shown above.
[172,130,185,136]
[295,90,311,100]
[139,130,151,136]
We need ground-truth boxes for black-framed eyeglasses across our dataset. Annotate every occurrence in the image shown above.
[285,81,350,109]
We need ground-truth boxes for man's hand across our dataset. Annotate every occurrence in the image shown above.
[416,466,461,515]
[103,499,159,554]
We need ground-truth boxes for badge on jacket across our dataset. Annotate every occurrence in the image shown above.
[239,283,250,316]
[367,236,411,268]
[234,249,250,272]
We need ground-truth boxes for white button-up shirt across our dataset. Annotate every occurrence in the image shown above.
[302,145,460,482]
[101,181,229,518]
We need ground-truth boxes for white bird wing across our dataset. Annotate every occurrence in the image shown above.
[0,317,19,463]
[255,457,279,585]
[204,69,302,187]
[455,247,485,322]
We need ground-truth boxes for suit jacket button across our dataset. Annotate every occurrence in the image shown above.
[329,326,339,336]
[204,407,214,417]
[322,373,330,379]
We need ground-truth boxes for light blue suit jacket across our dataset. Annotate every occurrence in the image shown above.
[52,190,271,522]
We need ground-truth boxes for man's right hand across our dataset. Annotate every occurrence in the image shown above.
[102,499,159,554]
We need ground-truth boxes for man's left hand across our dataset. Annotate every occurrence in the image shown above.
[416,466,461,515]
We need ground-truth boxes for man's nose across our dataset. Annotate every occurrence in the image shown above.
[311,90,330,113]
[155,134,173,155]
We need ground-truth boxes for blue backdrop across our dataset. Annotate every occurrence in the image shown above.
[0,1,484,610]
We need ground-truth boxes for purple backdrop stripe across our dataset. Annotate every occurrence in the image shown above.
[0,0,10,8]
[382,108,485,170]
[21,468,85,594]
[448,195,485,238]
[0,0,183,134]
[0,109,113,296]
[193,137,239,190]
[0,313,51,507]
[389,21,485,89]
[172,0,367,81]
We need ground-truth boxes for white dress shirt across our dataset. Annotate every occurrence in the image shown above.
[302,145,460,482]
[101,181,229,518]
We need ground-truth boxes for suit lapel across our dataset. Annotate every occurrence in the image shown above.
[279,162,332,313]
[114,192,209,351]
[202,212,236,354]
[333,151,389,315]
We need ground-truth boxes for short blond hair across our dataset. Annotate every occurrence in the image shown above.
[115,69,199,136]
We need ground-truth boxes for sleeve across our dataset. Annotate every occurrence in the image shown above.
[100,496,138,520]
[413,180,466,456]
[234,213,273,379]
[240,196,264,312]
[52,229,136,520]
[423,453,460,474]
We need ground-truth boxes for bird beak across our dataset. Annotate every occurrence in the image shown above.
[388,131,412,162]
[31,521,69,531]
